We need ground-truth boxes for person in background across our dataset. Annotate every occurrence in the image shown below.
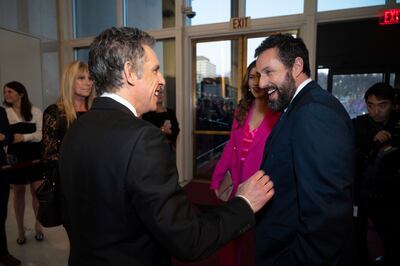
[353,82,400,266]
[59,26,275,266]
[0,106,21,266]
[3,81,43,245]
[42,60,94,200]
[142,89,180,149]
[210,60,280,266]
[255,34,355,265]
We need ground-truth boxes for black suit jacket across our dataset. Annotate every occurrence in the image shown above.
[0,107,13,166]
[256,81,354,266]
[59,97,254,266]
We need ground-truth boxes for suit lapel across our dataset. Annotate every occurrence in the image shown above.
[262,82,315,161]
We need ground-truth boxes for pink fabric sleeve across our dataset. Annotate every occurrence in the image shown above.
[210,119,238,190]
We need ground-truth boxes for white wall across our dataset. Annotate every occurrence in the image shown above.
[0,28,43,109]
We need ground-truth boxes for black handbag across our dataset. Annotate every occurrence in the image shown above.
[36,166,62,227]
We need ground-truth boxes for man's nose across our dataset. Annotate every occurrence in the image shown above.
[158,73,166,86]
[258,76,268,88]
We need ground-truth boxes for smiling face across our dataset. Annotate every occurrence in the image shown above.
[74,70,93,99]
[134,45,166,115]
[256,48,297,112]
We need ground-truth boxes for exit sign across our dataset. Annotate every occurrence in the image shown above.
[379,8,400,25]
[231,17,251,29]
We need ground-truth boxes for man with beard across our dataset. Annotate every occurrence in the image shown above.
[254,34,355,266]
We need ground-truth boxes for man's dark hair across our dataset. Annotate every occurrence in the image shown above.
[254,33,311,77]
[89,27,155,95]
[364,82,395,102]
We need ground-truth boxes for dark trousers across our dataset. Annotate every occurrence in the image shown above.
[370,198,400,266]
[0,173,10,256]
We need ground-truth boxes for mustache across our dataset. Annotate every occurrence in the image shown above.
[263,85,279,95]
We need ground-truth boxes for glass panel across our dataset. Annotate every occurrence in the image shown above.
[195,40,238,131]
[194,134,229,180]
[247,37,266,66]
[154,39,176,110]
[318,0,385,12]
[73,0,117,38]
[189,0,231,26]
[389,73,395,87]
[125,0,175,30]
[73,47,90,63]
[194,39,239,180]
[42,51,60,108]
[317,68,329,90]
[331,73,383,119]
[246,0,303,19]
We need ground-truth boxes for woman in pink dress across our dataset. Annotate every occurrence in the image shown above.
[211,60,280,199]
[210,60,280,266]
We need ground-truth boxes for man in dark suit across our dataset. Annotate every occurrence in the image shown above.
[59,27,275,266]
[0,107,21,266]
[255,34,354,265]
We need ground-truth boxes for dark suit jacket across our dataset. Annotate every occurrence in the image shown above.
[0,107,13,166]
[59,97,254,266]
[256,81,354,266]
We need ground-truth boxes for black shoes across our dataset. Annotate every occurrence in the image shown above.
[0,253,21,266]
[34,233,44,241]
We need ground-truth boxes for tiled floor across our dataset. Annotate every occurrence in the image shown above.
[4,188,69,266]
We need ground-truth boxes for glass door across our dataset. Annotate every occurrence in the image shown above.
[192,34,279,180]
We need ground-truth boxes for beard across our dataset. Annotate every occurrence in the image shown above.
[265,72,297,112]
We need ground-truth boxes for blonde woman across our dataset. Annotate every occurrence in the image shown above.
[42,61,94,201]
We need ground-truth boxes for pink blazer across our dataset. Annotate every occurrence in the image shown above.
[210,106,280,197]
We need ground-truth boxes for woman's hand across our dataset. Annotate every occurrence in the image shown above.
[13,133,24,143]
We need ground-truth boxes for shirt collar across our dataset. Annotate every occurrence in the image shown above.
[100,92,138,117]
[284,78,312,113]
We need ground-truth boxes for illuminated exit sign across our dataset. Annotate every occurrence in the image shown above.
[379,8,400,25]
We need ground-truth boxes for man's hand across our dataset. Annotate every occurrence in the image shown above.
[374,130,391,143]
[236,170,274,213]
[0,133,5,142]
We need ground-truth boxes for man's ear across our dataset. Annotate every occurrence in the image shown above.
[124,61,136,86]
[292,57,304,78]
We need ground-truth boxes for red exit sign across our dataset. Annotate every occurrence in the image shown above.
[379,8,400,25]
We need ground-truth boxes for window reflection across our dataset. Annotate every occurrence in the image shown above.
[154,39,176,110]
[331,73,383,118]
[125,0,175,30]
[73,47,90,63]
[195,40,238,131]
[195,134,229,180]
[73,0,117,38]
[318,0,385,12]
[188,0,231,26]
[246,0,303,19]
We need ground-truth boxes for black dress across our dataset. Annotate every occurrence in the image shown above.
[7,121,42,185]
[142,108,180,146]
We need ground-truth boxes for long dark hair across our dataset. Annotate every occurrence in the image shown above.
[235,61,257,127]
[3,81,33,121]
